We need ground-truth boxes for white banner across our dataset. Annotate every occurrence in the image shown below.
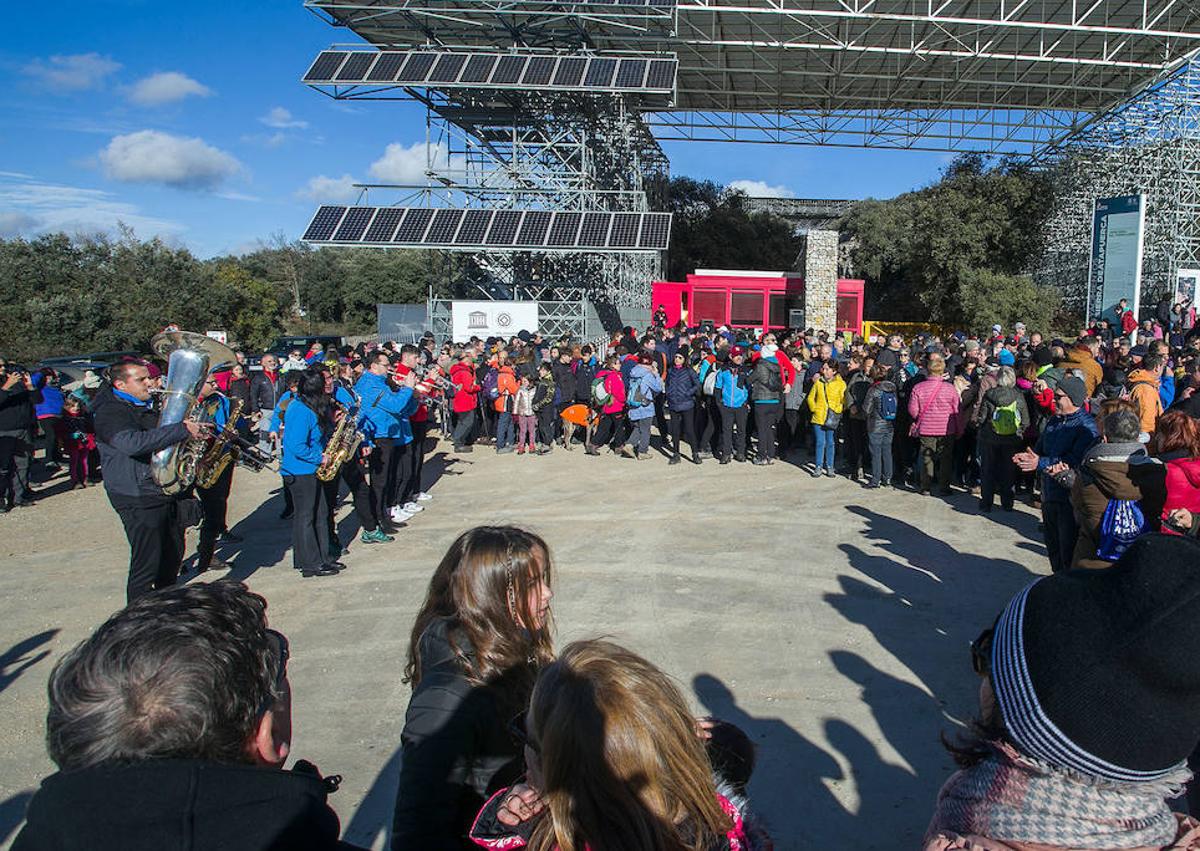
[450,300,539,341]
[1176,269,1200,306]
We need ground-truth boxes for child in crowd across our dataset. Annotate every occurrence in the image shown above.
[514,371,537,455]
[532,362,556,455]
[55,395,95,489]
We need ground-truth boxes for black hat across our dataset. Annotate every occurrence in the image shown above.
[1131,344,1148,358]
[1057,374,1087,407]
[1033,348,1054,367]
[990,535,1200,781]
[517,329,532,343]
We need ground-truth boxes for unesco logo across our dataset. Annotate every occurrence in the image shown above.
[497,312,513,327]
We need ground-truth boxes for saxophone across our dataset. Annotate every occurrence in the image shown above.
[195,398,244,489]
[316,401,363,482]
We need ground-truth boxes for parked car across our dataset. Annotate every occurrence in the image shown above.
[245,335,345,370]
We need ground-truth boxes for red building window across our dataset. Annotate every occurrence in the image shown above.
[692,290,726,324]
[730,291,763,325]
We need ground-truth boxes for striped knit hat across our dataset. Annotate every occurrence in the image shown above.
[990,534,1200,782]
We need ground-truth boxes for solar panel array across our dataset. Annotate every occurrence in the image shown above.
[303,50,677,96]
[302,206,672,251]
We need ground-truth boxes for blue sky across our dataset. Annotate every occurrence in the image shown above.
[1,0,950,258]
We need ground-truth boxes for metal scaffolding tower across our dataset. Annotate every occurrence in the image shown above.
[1036,60,1200,317]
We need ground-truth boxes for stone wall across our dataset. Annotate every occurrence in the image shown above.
[803,229,839,332]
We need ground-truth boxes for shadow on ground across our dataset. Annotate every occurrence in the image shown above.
[0,629,58,695]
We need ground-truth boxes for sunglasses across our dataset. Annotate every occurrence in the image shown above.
[257,628,290,716]
[970,627,993,676]
[507,712,540,754]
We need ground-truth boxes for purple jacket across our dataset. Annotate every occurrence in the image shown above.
[908,376,961,437]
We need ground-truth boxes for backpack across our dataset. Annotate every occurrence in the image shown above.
[628,376,650,408]
[767,365,784,394]
[879,389,898,421]
[1096,498,1150,562]
[992,399,1021,436]
[482,367,500,401]
[702,363,719,396]
[591,375,613,408]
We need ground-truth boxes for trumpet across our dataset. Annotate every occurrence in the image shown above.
[414,364,455,395]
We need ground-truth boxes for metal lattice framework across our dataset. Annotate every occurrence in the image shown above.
[300,0,1200,320]
[1036,60,1200,316]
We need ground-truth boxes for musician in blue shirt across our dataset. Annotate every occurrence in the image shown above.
[280,369,341,578]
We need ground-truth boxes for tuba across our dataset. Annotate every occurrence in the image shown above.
[149,331,238,495]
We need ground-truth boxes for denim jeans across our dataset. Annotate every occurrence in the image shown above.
[812,425,836,471]
[496,411,514,449]
[867,428,894,484]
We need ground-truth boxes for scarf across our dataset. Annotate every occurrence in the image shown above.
[928,742,1190,849]
[113,388,150,408]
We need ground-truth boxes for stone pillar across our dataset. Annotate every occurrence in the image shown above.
[803,230,838,332]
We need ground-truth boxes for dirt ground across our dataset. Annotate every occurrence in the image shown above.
[0,434,1049,849]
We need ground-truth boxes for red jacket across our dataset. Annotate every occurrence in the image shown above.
[1121,310,1138,335]
[775,351,796,389]
[1163,457,1200,532]
[449,362,480,414]
[595,368,625,414]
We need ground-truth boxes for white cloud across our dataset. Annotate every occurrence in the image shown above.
[128,71,212,106]
[0,173,184,239]
[728,179,796,199]
[368,141,442,184]
[22,53,121,92]
[0,212,41,238]
[99,130,241,190]
[297,174,359,203]
[260,107,308,129]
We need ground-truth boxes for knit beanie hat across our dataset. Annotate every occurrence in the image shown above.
[1057,374,1087,407]
[989,534,1200,782]
[1033,348,1054,368]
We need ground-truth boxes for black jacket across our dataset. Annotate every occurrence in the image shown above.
[91,385,190,509]
[550,361,576,406]
[665,364,699,411]
[249,371,280,413]
[0,384,39,433]
[393,617,531,851]
[13,759,356,851]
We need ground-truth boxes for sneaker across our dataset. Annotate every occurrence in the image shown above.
[403,502,423,513]
[390,506,413,522]
[496,446,515,455]
[416,492,432,502]
[361,529,395,544]
[810,468,822,478]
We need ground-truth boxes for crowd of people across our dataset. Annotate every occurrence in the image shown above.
[6,300,1200,849]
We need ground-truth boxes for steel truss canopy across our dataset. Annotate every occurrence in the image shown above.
[306,0,1200,153]
[302,204,672,251]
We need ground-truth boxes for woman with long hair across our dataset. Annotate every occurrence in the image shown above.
[471,640,770,851]
[1150,409,1200,534]
[393,525,555,850]
[279,368,339,578]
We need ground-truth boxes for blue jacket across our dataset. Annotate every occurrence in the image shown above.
[1035,408,1099,503]
[626,366,663,421]
[354,371,417,445]
[1160,371,1176,410]
[665,365,699,412]
[269,391,292,434]
[33,372,64,418]
[714,366,750,409]
[280,399,325,476]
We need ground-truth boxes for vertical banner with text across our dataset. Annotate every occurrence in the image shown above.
[1087,195,1145,324]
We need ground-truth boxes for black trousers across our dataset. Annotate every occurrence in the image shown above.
[288,473,329,571]
[653,396,669,446]
[0,430,32,502]
[38,417,62,464]
[979,441,1017,510]
[369,438,396,516]
[667,406,698,458]
[845,419,868,473]
[536,407,556,446]
[753,404,781,461]
[338,457,376,532]
[698,399,719,453]
[196,462,234,567]
[1042,500,1077,573]
[117,500,185,603]
[782,409,803,451]
[390,440,413,507]
[718,403,749,460]
[451,409,475,447]
[400,423,427,504]
[592,412,624,449]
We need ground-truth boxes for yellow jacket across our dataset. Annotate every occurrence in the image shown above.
[807,375,846,425]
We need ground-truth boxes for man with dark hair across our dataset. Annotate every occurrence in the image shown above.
[15,581,357,850]
[93,360,210,602]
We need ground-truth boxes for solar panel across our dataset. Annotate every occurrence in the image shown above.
[367,53,406,82]
[577,212,611,247]
[638,213,672,249]
[608,213,640,247]
[335,53,376,81]
[492,55,527,85]
[455,209,493,244]
[396,52,437,83]
[485,210,522,245]
[547,212,582,247]
[516,211,552,246]
[426,209,465,243]
[302,206,347,241]
[522,57,556,86]
[332,207,376,242]
[552,57,587,87]
[429,53,468,83]
[461,54,498,83]
[304,51,348,82]
[393,208,434,242]
[646,59,676,90]
[584,58,618,87]
[364,208,404,242]
[615,59,648,88]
